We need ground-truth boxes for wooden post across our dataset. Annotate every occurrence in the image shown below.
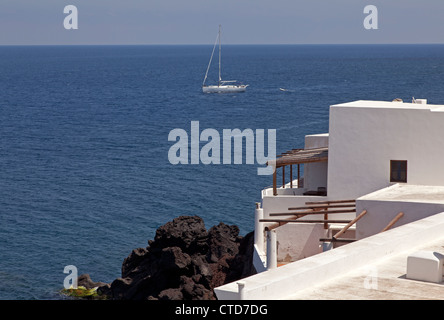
[297,164,300,187]
[282,166,285,188]
[273,168,277,196]
[323,209,328,229]
[290,165,293,188]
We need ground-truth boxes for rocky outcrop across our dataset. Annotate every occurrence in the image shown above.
[78,215,256,300]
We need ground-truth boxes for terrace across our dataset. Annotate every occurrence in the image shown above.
[266,146,328,197]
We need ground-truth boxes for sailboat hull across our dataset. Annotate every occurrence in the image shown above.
[202,85,248,93]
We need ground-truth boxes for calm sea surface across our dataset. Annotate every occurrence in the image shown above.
[1,44,444,299]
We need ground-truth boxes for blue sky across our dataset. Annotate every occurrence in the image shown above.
[1,0,443,45]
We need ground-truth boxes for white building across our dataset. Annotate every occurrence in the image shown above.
[215,99,444,300]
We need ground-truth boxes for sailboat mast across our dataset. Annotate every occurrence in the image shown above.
[218,24,221,87]
[203,29,219,87]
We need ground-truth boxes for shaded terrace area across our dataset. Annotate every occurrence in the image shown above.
[267,147,328,196]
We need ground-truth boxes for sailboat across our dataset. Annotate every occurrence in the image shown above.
[202,25,248,93]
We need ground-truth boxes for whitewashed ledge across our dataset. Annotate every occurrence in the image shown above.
[214,211,444,300]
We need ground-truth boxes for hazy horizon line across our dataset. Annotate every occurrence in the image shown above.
[1,42,444,47]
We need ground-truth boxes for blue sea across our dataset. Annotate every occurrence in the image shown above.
[1,44,444,299]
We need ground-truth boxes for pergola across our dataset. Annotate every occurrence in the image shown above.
[267,147,328,196]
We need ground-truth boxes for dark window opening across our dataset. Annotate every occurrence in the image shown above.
[390,160,407,183]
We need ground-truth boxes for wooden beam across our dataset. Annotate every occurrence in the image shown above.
[333,210,367,240]
[273,147,329,167]
[277,147,327,156]
[319,238,356,243]
[305,199,356,205]
[277,149,326,159]
[380,212,404,233]
[260,219,352,224]
[270,209,356,216]
[276,157,328,168]
[288,204,356,211]
[263,212,312,231]
[278,148,304,156]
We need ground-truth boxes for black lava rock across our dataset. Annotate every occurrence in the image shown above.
[78,215,256,300]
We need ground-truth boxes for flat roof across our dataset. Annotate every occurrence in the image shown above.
[288,236,444,300]
[214,212,444,300]
[359,184,444,204]
[332,100,444,111]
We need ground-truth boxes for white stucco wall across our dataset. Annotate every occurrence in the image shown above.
[304,162,328,192]
[305,133,329,149]
[327,100,444,200]
[275,223,327,262]
[304,134,329,192]
[356,200,444,239]
[355,184,444,239]
[261,194,327,219]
